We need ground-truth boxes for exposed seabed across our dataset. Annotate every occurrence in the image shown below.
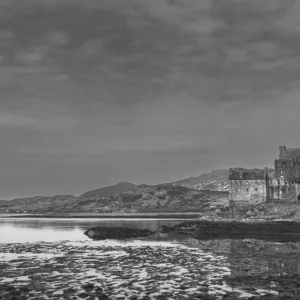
[0,239,281,300]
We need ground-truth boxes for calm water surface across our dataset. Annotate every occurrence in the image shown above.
[0,217,184,243]
[1,218,300,299]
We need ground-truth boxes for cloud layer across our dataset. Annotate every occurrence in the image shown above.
[1,0,300,198]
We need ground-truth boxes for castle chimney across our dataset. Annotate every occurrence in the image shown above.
[238,168,243,180]
[279,146,286,159]
[264,167,269,180]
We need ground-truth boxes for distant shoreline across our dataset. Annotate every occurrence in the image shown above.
[0,213,200,219]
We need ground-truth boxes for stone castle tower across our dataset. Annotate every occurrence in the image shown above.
[229,146,300,205]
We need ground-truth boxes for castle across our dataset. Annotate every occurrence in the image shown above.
[229,146,300,205]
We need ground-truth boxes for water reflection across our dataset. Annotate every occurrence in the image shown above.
[0,218,184,243]
[228,239,300,276]
[0,218,184,230]
[226,239,300,298]
[144,234,300,298]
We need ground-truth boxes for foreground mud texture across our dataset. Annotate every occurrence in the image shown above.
[1,238,292,300]
[84,227,154,240]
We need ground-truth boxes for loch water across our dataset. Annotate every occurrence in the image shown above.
[1,217,300,299]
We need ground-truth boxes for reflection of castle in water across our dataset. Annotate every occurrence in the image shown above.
[158,236,300,297]
[229,239,300,277]
[228,239,300,297]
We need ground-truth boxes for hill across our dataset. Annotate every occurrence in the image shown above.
[69,184,229,213]
[172,169,230,191]
[0,195,76,214]
[0,184,229,214]
[0,171,235,214]
[79,182,136,198]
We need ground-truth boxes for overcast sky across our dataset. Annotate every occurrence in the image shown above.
[1,0,300,199]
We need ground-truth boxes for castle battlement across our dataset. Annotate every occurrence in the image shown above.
[229,168,267,181]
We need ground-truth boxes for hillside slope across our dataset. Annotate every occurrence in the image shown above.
[172,169,230,191]
[80,182,136,198]
[0,170,236,214]
[0,184,229,214]
[70,184,229,213]
[0,195,76,213]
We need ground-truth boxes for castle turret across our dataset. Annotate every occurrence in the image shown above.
[279,146,287,159]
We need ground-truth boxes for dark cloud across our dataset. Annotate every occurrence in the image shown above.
[1,0,300,198]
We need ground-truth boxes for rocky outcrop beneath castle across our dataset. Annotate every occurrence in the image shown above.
[84,226,154,240]
[158,220,300,241]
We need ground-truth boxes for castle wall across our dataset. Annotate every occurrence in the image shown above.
[267,178,300,202]
[268,178,287,201]
[295,184,300,200]
[275,159,300,182]
[230,179,266,204]
[229,147,300,205]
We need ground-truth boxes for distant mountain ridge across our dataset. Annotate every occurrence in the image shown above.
[171,169,230,191]
[79,182,136,198]
[55,184,229,214]
[0,195,77,213]
[0,170,232,214]
[0,185,229,214]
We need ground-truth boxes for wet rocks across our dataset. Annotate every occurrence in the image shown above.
[78,286,110,299]
[19,287,29,294]
[96,294,109,300]
[78,292,89,298]
[0,284,29,300]
[157,225,172,233]
[155,295,168,300]
[82,283,94,292]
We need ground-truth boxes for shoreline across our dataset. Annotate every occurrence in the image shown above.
[0,213,200,219]
[1,213,300,222]
[158,219,300,242]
